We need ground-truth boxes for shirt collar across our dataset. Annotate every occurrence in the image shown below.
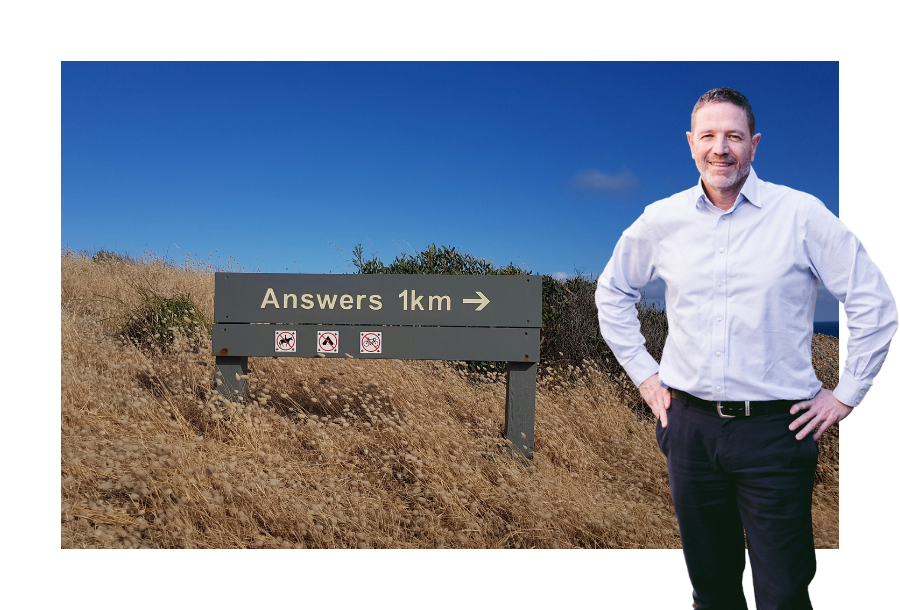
[692,166,762,210]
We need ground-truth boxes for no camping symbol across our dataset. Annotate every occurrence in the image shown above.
[275,330,296,353]
[317,331,339,353]
[360,332,382,354]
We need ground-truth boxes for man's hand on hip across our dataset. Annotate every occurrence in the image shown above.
[640,373,671,427]
[789,388,853,441]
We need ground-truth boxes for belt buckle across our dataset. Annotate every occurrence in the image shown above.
[716,400,751,418]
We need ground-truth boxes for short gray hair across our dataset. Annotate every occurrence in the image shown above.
[691,87,755,135]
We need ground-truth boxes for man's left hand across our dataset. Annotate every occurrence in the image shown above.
[789,388,853,441]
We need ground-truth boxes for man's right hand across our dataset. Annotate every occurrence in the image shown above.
[640,373,671,427]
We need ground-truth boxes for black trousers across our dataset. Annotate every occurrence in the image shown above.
[656,396,818,610]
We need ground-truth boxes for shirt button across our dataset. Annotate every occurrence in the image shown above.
[717,316,722,322]
[718,247,724,253]
[716,386,721,392]
[716,351,721,357]
[717,281,722,287]
[856,399,860,404]
[861,390,866,394]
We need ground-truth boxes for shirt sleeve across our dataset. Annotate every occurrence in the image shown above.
[595,213,661,388]
[803,198,898,407]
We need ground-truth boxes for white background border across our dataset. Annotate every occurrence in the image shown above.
[8,2,894,608]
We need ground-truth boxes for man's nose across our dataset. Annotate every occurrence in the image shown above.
[712,135,730,155]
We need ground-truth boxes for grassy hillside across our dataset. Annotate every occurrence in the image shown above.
[60,252,839,549]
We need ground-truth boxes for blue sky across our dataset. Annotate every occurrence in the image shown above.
[62,61,840,319]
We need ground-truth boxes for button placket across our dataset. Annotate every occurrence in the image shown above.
[712,212,730,397]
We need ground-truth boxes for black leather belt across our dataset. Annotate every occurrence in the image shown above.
[670,388,801,418]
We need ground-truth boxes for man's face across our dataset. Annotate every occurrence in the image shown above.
[687,102,761,191]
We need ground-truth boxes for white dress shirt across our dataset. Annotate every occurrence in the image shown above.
[595,167,897,406]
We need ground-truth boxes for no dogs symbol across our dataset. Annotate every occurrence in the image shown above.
[360,332,382,354]
[317,331,339,353]
[275,331,296,353]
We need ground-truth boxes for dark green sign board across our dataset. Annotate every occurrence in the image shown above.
[213,273,541,328]
[213,273,540,457]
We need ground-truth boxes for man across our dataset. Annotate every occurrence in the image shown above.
[595,87,897,610]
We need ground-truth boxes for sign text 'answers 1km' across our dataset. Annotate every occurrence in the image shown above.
[214,273,540,328]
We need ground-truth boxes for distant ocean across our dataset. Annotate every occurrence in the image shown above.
[813,321,839,337]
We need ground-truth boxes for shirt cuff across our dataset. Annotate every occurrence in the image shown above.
[833,376,871,407]
[623,351,661,389]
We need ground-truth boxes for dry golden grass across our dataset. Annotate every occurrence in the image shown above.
[60,252,839,549]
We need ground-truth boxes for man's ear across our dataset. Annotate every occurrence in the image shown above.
[686,131,694,150]
[750,133,761,162]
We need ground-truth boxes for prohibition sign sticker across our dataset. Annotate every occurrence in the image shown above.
[275,330,296,353]
[317,331,339,353]
[360,332,382,354]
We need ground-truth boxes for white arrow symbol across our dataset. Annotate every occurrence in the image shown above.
[462,291,491,311]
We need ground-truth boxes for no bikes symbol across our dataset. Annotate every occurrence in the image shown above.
[360,332,382,354]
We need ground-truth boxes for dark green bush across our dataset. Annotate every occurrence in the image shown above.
[121,287,209,351]
[352,243,527,276]
[543,275,667,367]
[92,249,134,264]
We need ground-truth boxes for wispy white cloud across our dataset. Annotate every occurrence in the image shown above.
[572,167,640,195]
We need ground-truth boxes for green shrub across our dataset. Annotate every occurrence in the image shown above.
[543,275,667,366]
[121,287,209,351]
[92,249,134,264]
[636,297,668,363]
[352,243,527,276]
